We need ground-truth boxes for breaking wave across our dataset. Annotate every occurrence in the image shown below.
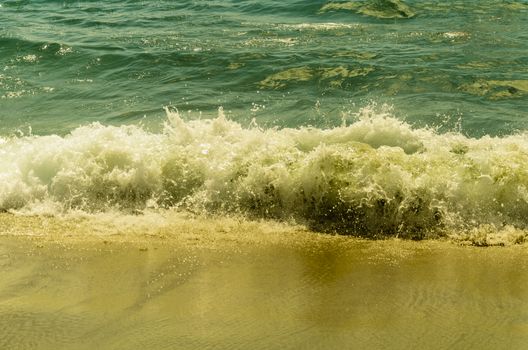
[1,105,528,243]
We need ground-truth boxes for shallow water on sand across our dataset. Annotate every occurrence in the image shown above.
[1,232,527,350]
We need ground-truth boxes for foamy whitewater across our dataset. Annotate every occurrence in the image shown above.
[0,106,527,244]
[1,0,528,243]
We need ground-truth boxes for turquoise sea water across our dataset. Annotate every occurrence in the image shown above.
[1,0,528,240]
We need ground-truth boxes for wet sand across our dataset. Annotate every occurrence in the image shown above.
[1,227,527,350]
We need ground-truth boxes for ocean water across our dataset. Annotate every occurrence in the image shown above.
[1,0,528,242]
[2,2,528,349]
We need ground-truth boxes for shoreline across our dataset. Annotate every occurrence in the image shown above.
[1,224,527,349]
[1,211,527,248]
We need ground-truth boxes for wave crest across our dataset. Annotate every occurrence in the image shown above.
[2,105,528,238]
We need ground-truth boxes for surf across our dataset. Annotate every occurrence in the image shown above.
[1,105,527,243]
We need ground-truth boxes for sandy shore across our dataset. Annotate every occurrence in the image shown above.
[1,215,527,349]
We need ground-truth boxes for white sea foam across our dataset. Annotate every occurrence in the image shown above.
[278,23,361,31]
[1,105,528,240]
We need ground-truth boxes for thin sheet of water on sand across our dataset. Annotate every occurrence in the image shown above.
[0,224,527,350]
